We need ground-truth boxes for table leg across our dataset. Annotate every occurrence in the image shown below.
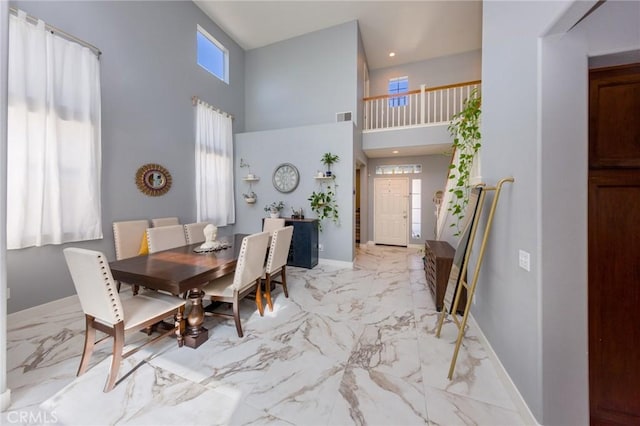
[184,289,209,349]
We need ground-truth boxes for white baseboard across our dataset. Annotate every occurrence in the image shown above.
[318,258,354,269]
[8,294,78,323]
[467,314,540,426]
[1,388,10,412]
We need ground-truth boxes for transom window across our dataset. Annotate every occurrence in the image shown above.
[375,164,422,175]
[197,25,229,83]
[388,76,408,107]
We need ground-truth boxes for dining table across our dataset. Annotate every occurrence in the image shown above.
[109,233,246,348]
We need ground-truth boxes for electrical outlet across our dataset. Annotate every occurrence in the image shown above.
[318,243,324,252]
[519,250,530,272]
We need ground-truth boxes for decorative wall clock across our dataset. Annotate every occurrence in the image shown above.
[272,163,299,193]
[135,163,172,196]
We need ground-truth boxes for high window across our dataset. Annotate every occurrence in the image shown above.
[388,76,408,107]
[197,25,229,83]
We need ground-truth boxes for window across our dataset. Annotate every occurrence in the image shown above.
[7,11,102,249]
[411,179,422,239]
[388,76,408,107]
[375,164,422,175]
[197,25,229,83]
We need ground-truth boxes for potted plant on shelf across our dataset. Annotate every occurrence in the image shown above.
[243,191,257,204]
[308,187,339,231]
[264,201,285,218]
[321,152,339,177]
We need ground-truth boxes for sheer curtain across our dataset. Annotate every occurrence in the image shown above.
[195,102,235,225]
[7,10,102,249]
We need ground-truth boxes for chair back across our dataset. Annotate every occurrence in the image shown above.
[263,218,285,235]
[184,222,209,244]
[151,217,179,227]
[113,219,149,260]
[146,225,187,253]
[63,248,124,326]
[233,231,270,292]
[266,226,294,274]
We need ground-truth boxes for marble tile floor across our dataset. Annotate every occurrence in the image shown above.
[3,245,526,426]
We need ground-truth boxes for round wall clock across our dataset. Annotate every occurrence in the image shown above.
[272,163,299,193]
[135,163,172,196]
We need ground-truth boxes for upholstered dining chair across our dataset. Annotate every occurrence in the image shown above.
[263,226,294,311]
[63,247,185,392]
[184,222,209,245]
[146,224,187,253]
[262,218,285,235]
[112,219,149,292]
[151,217,180,227]
[201,231,270,337]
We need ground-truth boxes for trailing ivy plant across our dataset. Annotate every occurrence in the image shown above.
[446,87,481,236]
[308,183,339,231]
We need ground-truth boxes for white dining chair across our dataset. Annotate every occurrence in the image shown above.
[63,247,185,392]
[263,218,285,235]
[201,231,270,337]
[151,217,180,227]
[184,222,209,244]
[263,226,294,311]
[112,219,149,292]
[146,224,187,253]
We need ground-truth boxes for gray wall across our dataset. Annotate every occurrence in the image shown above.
[366,155,450,246]
[234,122,355,263]
[479,1,639,424]
[363,125,452,152]
[1,0,9,408]
[7,1,245,313]
[369,49,482,95]
[244,21,359,132]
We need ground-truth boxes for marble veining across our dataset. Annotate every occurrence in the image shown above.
[4,244,525,425]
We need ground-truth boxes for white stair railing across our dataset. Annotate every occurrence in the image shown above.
[363,80,481,132]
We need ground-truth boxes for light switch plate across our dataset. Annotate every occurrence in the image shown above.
[519,250,530,272]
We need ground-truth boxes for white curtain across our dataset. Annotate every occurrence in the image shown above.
[195,102,235,226]
[7,10,102,249]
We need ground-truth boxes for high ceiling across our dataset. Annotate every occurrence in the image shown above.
[194,1,483,70]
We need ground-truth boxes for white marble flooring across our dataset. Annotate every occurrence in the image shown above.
[3,245,526,425]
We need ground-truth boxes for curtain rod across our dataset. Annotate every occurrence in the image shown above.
[192,96,234,120]
[9,7,102,57]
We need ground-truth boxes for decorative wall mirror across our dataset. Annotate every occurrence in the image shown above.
[135,163,172,196]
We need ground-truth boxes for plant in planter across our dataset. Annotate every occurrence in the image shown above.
[243,191,257,204]
[308,187,339,231]
[321,152,340,177]
[446,87,481,236]
[264,201,285,218]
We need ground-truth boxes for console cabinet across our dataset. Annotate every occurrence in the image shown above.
[284,218,318,269]
[424,240,467,312]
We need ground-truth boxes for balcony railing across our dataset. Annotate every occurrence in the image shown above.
[363,80,481,132]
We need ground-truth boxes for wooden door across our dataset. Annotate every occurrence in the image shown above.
[589,63,640,425]
[374,178,408,246]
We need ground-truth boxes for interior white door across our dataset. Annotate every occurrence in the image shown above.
[374,178,409,246]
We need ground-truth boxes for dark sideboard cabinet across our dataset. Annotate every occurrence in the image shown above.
[284,218,318,269]
[424,239,467,312]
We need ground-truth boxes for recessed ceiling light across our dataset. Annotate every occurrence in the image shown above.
[392,150,399,154]
[389,52,396,57]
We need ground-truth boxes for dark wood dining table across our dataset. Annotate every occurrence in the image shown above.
[109,234,246,348]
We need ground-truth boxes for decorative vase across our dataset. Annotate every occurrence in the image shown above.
[270,212,280,218]
[245,197,256,204]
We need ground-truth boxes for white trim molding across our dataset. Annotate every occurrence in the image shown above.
[467,314,540,425]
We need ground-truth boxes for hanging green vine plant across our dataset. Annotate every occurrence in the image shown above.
[309,182,339,231]
[447,87,481,236]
